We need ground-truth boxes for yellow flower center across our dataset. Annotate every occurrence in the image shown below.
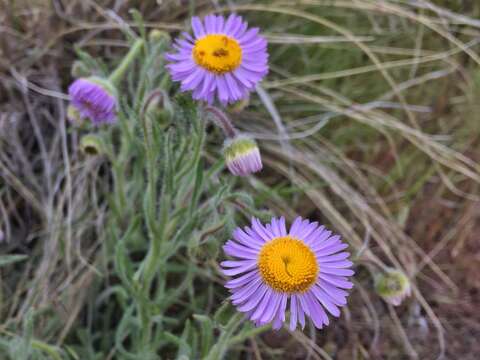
[258,236,318,293]
[192,34,242,75]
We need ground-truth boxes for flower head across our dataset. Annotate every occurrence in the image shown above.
[221,217,354,330]
[224,136,262,176]
[68,77,117,125]
[375,269,411,306]
[166,14,268,105]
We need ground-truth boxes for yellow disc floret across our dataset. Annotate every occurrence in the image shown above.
[193,34,242,75]
[258,236,318,293]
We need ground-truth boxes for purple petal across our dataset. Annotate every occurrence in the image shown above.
[320,267,354,277]
[310,286,341,317]
[289,295,298,331]
[250,287,274,320]
[222,261,257,276]
[225,270,259,289]
[191,17,205,38]
[272,294,288,330]
[259,292,282,324]
[319,273,354,289]
[237,284,269,312]
[231,277,262,303]
[233,228,263,249]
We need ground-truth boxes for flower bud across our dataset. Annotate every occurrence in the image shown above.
[71,61,91,78]
[375,269,411,306]
[68,77,118,125]
[223,135,262,176]
[148,29,170,45]
[80,134,107,156]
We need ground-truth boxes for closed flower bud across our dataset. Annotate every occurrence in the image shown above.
[80,134,107,156]
[149,29,171,44]
[223,135,262,176]
[71,61,91,78]
[375,269,411,306]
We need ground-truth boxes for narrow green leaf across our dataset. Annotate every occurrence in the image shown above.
[0,254,28,267]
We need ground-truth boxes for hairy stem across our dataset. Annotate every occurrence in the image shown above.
[109,38,145,85]
[205,106,238,139]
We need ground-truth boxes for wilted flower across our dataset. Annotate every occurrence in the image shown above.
[68,77,117,125]
[166,14,268,105]
[224,136,262,176]
[375,269,411,306]
[221,217,354,330]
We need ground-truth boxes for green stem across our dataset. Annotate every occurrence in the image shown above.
[108,38,145,85]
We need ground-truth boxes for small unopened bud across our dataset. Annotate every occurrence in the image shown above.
[80,134,107,156]
[71,61,91,78]
[148,29,170,44]
[227,95,250,113]
[375,269,411,306]
[224,135,262,176]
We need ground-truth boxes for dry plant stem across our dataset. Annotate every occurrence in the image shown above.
[264,38,479,89]
[354,281,381,355]
[224,4,420,129]
[388,305,419,359]
[204,106,237,139]
[0,159,46,222]
[288,330,332,360]
[280,86,480,183]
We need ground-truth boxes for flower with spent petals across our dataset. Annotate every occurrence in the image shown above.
[166,14,268,105]
[375,269,411,306]
[68,77,117,125]
[221,217,354,330]
[224,135,262,176]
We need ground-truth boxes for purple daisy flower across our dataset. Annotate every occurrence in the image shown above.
[166,14,269,105]
[221,217,354,331]
[224,136,263,176]
[68,77,117,125]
